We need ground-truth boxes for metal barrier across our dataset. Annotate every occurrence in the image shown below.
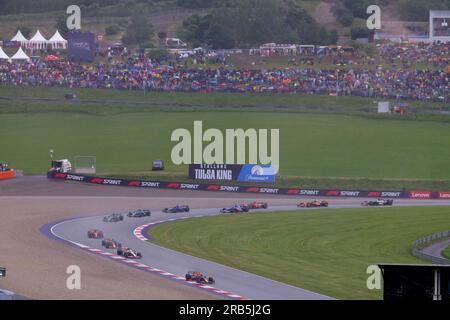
[411,230,450,264]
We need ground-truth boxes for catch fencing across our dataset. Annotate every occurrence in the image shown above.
[411,230,450,264]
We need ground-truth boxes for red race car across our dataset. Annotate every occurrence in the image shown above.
[246,201,268,209]
[298,200,329,208]
[101,238,121,249]
[87,229,104,239]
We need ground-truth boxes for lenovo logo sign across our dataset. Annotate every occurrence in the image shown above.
[409,191,431,199]
[438,192,450,199]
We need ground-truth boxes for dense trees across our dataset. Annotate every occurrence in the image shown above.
[178,0,339,48]
[122,13,155,46]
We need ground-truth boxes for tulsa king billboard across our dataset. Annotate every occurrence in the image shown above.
[189,164,276,182]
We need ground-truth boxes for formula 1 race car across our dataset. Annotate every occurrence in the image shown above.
[103,213,124,222]
[163,205,190,213]
[245,201,268,209]
[220,205,249,213]
[87,229,104,239]
[127,209,151,218]
[297,200,329,208]
[101,238,121,249]
[361,199,394,206]
[185,271,215,284]
[117,247,142,259]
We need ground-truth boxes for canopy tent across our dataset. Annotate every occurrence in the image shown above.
[48,30,67,49]
[10,47,30,62]
[11,30,29,47]
[0,47,10,62]
[28,30,48,49]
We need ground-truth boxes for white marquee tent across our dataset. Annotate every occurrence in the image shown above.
[0,47,10,62]
[28,30,48,49]
[10,47,30,62]
[48,30,67,49]
[11,30,29,47]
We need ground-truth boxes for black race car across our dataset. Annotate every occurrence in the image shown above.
[163,205,190,213]
[103,213,124,222]
[361,199,394,206]
[127,209,151,217]
[185,271,215,284]
[220,205,249,213]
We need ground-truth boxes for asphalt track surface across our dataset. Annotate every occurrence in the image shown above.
[50,199,450,300]
[3,176,450,299]
[422,239,450,261]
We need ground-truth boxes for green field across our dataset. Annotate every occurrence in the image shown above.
[150,206,450,299]
[1,86,449,190]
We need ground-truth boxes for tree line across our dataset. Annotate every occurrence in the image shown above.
[177,0,338,48]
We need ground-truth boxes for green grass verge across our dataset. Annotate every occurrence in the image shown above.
[2,111,450,180]
[442,245,450,260]
[0,86,447,112]
[150,206,450,299]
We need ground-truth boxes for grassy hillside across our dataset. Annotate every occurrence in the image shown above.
[150,206,450,299]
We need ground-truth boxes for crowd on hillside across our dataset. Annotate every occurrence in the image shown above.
[0,46,448,103]
[380,42,449,69]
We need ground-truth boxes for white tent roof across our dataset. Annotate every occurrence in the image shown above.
[10,47,30,61]
[11,30,28,42]
[29,30,48,43]
[0,47,10,60]
[48,30,67,43]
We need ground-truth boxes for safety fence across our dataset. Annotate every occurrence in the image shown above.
[411,231,450,264]
[47,171,450,199]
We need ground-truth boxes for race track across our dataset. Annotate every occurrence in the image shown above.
[49,200,450,300]
[422,239,450,261]
[2,176,450,299]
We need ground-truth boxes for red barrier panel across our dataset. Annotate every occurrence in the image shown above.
[0,170,16,180]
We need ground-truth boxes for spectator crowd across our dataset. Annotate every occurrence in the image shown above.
[0,43,448,103]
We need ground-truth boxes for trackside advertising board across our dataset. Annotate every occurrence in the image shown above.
[189,164,276,182]
[48,171,449,199]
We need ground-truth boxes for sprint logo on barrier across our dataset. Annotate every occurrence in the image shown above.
[171,121,279,174]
